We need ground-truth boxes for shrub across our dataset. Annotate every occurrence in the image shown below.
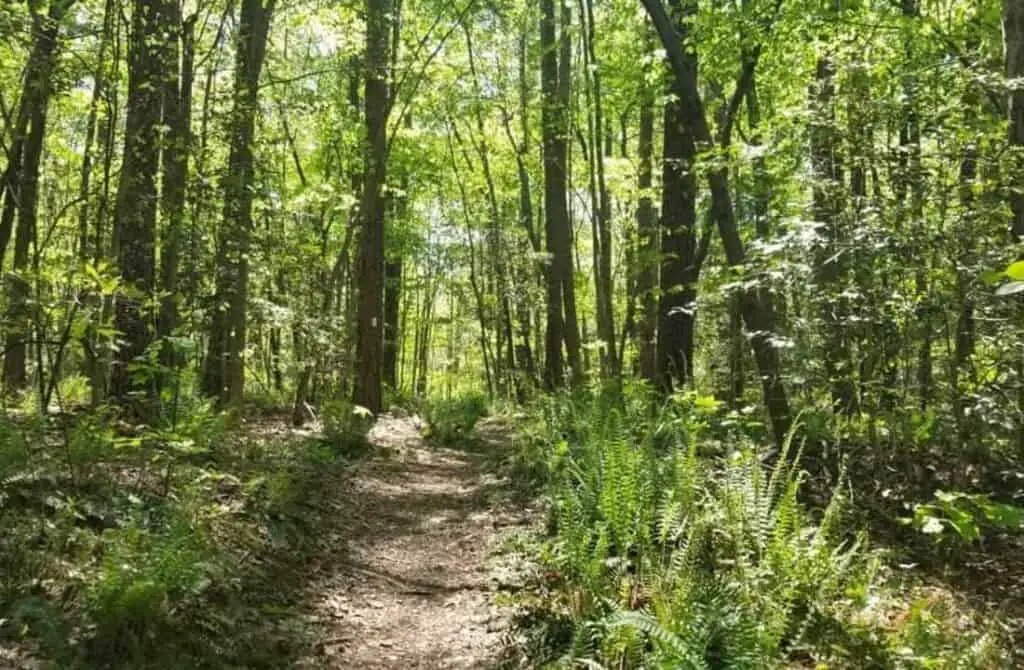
[423,392,489,444]
[85,508,222,662]
[504,390,1004,669]
[321,399,374,456]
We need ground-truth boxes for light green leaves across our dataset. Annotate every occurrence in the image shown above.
[994,261,1024,296]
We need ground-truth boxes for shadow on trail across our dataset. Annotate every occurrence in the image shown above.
[43,413,523,670]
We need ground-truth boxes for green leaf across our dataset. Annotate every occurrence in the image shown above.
[1007,261,1024,281]
[996,281,1024,297]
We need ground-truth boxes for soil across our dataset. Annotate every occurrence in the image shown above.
[297,415,524,669]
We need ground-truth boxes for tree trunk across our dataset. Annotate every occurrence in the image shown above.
[558,1,584,384]
[158,7,196,370]
[641,0,792,446]
[1004,0,1024,453]
[657,83,700,391]
[636,40,658,384]
[580,0,617,376]
[2,2,69,393]
[383,258,402,389]
[655,0,706,393]
[352,0,392,415]
[1006,0,1024,239]
[202,0,276,406]
[541,0,566,389]
[110,0,168,406]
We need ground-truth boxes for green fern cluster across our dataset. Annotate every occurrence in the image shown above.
[508,389,1004,669]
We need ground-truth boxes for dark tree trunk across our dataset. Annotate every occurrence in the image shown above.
[641,0,792,446]
[352,0,392,415]
[655,0,706,393]
[158,7,196,369]
[2,2,69,393]
[202,0,276,406]
[636,45,658,384]
[1004,0,1024,453]
[3,2,69,393]
[541,0,566,389]
[1006,0,1024,239]
[383,258,402,389]
[657,84,700,391]
[110,0,168,405]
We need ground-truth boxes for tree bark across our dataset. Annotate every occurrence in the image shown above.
[3,1,70,393]
[383,258,402,389]
[635,47,658,384]
[352,0,392,415]
[1006,0,1024,239]
[657,74,701,391]
[110,0,168,405]
[541,0,566,388]
[641,0,792,446]
[202,0,276,406]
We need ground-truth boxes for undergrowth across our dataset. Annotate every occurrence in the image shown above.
[0,395,364,668]
[500,385,1006,669]
[422,392,490,445]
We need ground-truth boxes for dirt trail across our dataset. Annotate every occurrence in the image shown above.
[299,415,517,669]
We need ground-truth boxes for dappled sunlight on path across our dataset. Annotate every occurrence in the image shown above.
[298,415,513,669]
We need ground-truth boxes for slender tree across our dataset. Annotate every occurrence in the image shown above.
[641,0,792,446]
[1,1,72,393]
[202,0,276,406]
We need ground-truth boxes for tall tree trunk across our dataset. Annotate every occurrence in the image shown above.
[158,7,196,369]
[580,0,617,376]
[1004,0,1024,453]
[657,81,700,390]
[3,1,70,393]
[110,0,167,405]
[353,0,392,415]
[202,0,276,406]
[641,0,792,446]
[635,41,658,383]
[656,0,706,392]
[383,258,402,389]
[810,54,856,414]
[558,0,584,384]
[541,0,566,388]
[1006,0,1024,240]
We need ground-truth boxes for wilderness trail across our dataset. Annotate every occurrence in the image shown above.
[299,414,520,669]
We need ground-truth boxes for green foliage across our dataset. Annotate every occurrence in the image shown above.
[423,392,490,445]
[910,491,1024,545]
[85,509,222,661]
[0,393,363,668]
[321,399,374,456]
[504,390,1005,669]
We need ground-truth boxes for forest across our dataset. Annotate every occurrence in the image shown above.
[1,0,1023,666]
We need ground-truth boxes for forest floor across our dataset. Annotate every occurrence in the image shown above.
[0,412,532,669]
[295,414,529,669]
